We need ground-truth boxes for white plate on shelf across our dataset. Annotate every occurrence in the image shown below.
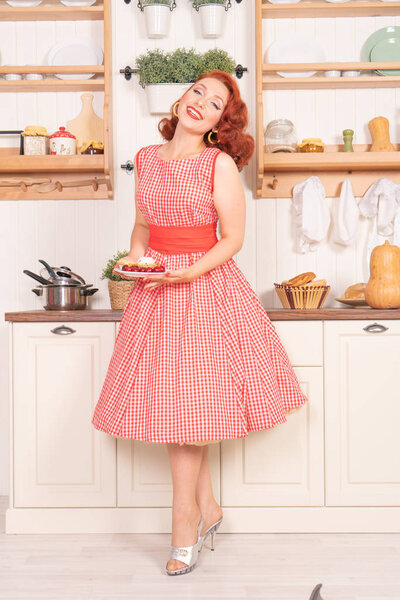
[47,37,103,80]
[59,0,98,6]
[114,266,164,278]
[6,0,43,5]
[265,33,326,77]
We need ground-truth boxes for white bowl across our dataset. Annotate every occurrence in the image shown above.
[25,73,44,80]
[5,73,22,80]
[341,70,360,77]
[324,70,341,77]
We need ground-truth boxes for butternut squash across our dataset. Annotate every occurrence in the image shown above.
[365,240,400,309]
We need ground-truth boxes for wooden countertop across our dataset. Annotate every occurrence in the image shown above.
[4,307,400,322]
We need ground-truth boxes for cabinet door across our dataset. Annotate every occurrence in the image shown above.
[115,318,220,507]
[13,321,116,508]
[221,366,324,506]
[324,320,400,506]
[117,439,220,507]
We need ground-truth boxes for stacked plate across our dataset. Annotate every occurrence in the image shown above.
[363,26,400,76]
[265,33,326,77]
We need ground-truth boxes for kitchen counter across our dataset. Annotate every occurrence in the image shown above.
[4,307,400,321]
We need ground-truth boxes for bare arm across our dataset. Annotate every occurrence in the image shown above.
[185,152,246,281]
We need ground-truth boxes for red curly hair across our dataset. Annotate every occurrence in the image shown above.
[158,70,254,170]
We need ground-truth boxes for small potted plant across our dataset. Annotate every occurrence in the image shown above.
[136,47,202,114]
[200,47,236,75]
[191,0,231,38]
[101,250,137,310]
[138,0,176,39]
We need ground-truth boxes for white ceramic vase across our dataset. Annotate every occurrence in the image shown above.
[143,4,171,38]
[198,4,226,38]
[145,82,192,115]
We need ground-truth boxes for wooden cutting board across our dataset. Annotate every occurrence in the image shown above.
[67,93,104,151]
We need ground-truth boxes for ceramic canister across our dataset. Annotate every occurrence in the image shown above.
[49,126,76,155]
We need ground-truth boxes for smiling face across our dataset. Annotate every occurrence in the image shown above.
[177,77,230,134]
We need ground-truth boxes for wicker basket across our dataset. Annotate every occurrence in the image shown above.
[274,283,330,309]
[108,279,137,310]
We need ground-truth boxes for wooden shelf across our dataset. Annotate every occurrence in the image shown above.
[262,144,400,197]
[0,78,105,92]
[262,61,400,88]
[264,144,400,172]
[256,0,400,197]
[0,4,104,21]
[262,0,400,18]
[0,151,105,174]
[0,0,113,200]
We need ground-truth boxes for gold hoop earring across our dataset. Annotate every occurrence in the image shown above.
[207,128,219,145]
[172,101,179,118]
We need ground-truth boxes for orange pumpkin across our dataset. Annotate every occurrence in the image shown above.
[365,240,400,309]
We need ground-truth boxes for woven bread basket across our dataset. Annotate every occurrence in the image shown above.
[108,279,137,310]
[274,283,330,309]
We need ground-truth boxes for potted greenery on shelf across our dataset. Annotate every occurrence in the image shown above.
[191,0,230,38]
[101,250,137,310]
[138,0,176,38]
[135,47,235,114]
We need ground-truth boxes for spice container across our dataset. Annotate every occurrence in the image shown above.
[297,138,325,152]
[49,126,76,155]
[21,125,49,155]
[78,140,104,155]
[264,119,297,153]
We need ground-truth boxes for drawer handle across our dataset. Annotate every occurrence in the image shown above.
[363,322,388,333]
[50,325,76,335]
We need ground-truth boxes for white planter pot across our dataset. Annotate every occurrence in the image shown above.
[145,83,192,115]
[198,4,226,38]
[143,4,171,39]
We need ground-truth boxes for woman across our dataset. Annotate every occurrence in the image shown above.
[92,70,309,576]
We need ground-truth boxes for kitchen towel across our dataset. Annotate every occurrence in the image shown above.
[332,177,359,246]
[359,177,400,269]
[292,175,330,253]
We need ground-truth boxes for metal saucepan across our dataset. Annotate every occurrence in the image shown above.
[32,285,98,310]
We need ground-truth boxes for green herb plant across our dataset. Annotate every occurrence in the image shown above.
[192,0,227,6]
[141,0,172,5]
[136,47,235,87]
[101,250,129,282]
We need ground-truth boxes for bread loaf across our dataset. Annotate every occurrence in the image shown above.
[282,272,316,286]
[344,283,366,299]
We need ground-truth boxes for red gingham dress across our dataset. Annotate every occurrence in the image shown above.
[91,143,309,445]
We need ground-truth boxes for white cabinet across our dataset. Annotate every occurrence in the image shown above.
[7,315,400,533]
[221,321,324,507]
[12,321,116,508]
[324,320,400,506]
[117,438,220,507]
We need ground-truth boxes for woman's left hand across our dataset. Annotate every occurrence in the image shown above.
[142,268,194,290]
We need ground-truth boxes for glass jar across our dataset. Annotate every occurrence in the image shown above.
[264,119,297,153]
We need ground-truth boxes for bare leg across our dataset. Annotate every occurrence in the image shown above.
[166,443,203,572]
[195,445,223,537]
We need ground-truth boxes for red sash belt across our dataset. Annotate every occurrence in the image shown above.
[148,223,218,254]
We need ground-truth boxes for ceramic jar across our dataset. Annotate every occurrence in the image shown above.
[49,126,76,155]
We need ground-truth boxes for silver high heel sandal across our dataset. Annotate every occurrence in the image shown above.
[165,517,204,576]
[197,515,223,552]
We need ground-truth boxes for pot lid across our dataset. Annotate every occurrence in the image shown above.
[39,266,86,285]
[50,126,76,139]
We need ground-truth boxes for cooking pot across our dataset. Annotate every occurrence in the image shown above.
[32,284,98,311]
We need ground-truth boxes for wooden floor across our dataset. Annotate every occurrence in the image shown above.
[1,497,399,600]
